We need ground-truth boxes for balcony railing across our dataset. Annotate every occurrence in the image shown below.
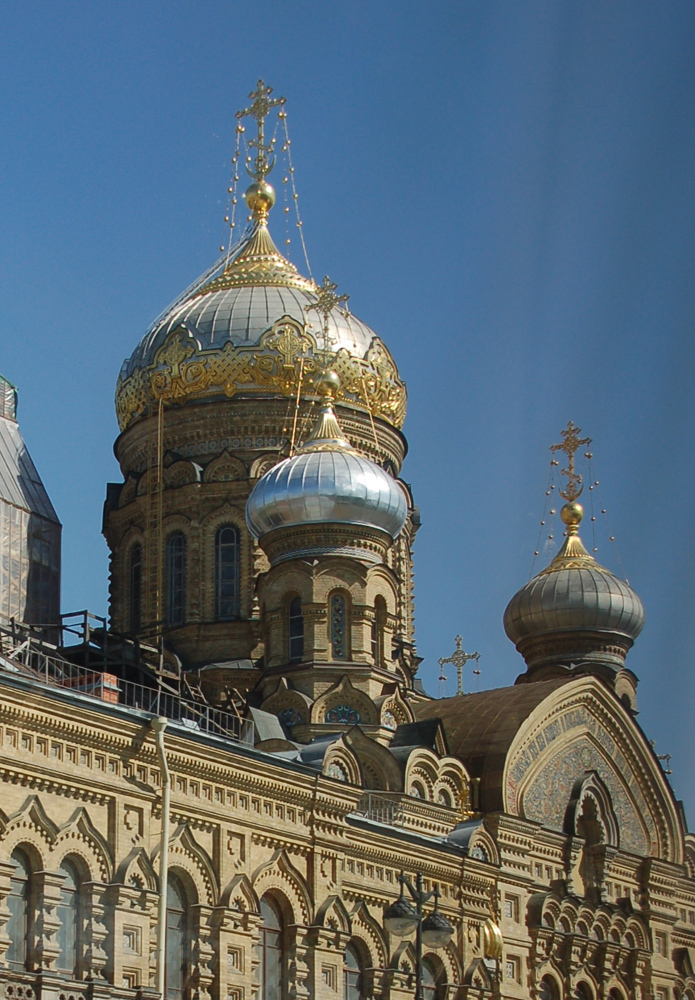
[0,626,253,746]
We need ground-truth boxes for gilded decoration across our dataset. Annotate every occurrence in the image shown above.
[115,319,406,431]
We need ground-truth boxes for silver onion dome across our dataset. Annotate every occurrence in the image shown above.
[503,501,644,673]
[246,391,407,543]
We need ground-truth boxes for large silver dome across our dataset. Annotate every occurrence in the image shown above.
[246,403,408,542]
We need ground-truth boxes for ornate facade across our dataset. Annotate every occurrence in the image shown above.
[0,81,693,1000]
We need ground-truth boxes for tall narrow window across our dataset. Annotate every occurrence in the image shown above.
[288,596,304,663]
[372,597,386,666]
[130,544,142,632]
[215,525,240,620]
[422,960,443,1000]
[330,593,348,660]
[56,860,80,976]
[166,876,189,1000]
[166,533,187,626]
[7,849,31,971]
[343,943,362,1000]
[257,896,283,1000]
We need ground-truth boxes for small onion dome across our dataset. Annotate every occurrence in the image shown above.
[246,377,407,549]
[503,501,645,677]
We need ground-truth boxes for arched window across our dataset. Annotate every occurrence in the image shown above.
[422,959,443,1000]
[288,596,304,663]
[344,942,363,1000]
[166,876,189,1000]
[166,533,187,626]
[215,525,240,620]
[330,593,348,660]
[7,849,31,971]
[371,597,386,667]
[540,977,561,1000]
[129,543,142,632]
[574,984,593,1000]
[56,859,80,976]
[257,896,284,1000]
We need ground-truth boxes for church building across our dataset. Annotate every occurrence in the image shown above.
[0,81,693,1000]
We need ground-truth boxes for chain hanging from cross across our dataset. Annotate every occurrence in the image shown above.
[550,421,592,501]
[306,275,350,356]
[438,635,481,696]
[236,79,286,182]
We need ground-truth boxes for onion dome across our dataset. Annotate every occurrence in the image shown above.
[115,177,405,433]
[246,375,407,563]
[504,501,645,678]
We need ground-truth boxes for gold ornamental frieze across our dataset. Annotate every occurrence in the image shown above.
[115,317,407,431]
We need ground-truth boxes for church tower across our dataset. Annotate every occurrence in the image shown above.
[0,373,61,627]
[103,81,420,700]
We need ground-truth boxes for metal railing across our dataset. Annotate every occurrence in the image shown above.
[357,792,407,826]
[0,626,253,746]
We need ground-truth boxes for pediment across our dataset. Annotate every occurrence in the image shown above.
[503,677,683,863]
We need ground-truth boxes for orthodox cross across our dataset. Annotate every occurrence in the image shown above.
[236,79,286,181]
[307,275,350,352]
[438,635,480,696]
[550,421,592,501]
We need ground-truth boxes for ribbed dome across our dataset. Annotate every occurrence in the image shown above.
[246,402,407,542]
[504,504,644,675]
[116,222,406,432]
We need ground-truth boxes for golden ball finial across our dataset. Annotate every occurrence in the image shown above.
[316,371,341,403]
[245,180,275,219]
[561,501,583,532]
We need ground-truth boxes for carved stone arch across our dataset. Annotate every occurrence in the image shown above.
[260,682,312,731]
[392,939,418,976]
[203,450,247,484]
[350,899,388,970]
[503,677,683,862]
[341,726,403,791]
[434,757,471,813]
[315,894,352,935]
[252,849,312,925]
[427,937,462,986]
[565,771,620,848]
[534,962,564,999]
[312,675,378,727]
[250,455,283,480]
[0,796,58,857]
[155,824,218,906]
[405,748,440,799]
[604,973,629,1000]
[116,846,158,891]
[624,915,648,951]
[463,957,494,990]
[119,472,140,507]
[685,835,695,878]
[323,739,362,787]
[52,807,113,883]
[162,512,193,536]
[221,872,260,914]
[378,686,414,731]
[263,560,314,606]
[164,460,202,488]
[467,826,499,866]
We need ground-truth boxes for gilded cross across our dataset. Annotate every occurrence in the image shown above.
[307,276,350,324]
[236,79,286,181]
[438,635,481,696]
[550,421,592,501]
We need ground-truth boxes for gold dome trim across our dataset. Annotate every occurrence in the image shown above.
[195,222,315,294]
[115,319,407,432]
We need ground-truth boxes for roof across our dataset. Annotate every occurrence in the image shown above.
[412,678,570,811]
[0,415,60,523]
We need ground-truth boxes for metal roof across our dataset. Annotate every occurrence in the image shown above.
[0,415,60,523]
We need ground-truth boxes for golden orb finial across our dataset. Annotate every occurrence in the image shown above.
[560,501,583,534]
[316,370,341,404]
[245,179,276,221]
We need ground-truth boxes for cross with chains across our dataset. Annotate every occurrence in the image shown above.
[438,635,481,696]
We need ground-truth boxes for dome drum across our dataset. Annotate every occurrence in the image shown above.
[512,629,638,679]
[258,522,394,568]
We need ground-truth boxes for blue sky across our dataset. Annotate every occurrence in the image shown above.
[1,1,694,816]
